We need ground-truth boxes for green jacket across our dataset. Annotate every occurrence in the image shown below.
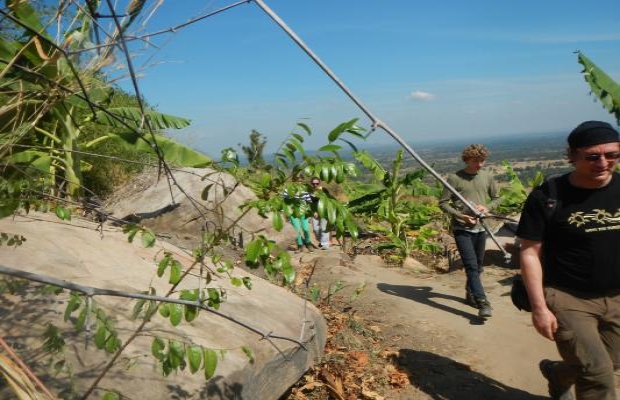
[439,169,499,232]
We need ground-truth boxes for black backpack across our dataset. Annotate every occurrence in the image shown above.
[510,174,563,312]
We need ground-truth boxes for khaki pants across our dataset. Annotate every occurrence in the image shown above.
[545,287,620,400]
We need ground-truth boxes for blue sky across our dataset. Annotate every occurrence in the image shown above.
[116,0,620,157]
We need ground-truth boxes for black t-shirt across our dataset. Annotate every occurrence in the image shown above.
[517,173,620,292]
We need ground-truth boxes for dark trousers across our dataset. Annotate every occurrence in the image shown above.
[454,230,487,300]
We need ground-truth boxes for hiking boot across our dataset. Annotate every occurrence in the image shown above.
[465,289,479,309]
[477,297,492,318]
[539,359,575,400]
[305,243,316,252]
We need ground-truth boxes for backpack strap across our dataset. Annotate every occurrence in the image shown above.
[543,175,559,223]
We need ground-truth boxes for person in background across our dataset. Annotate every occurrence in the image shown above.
[517,121,620,400]
[283,177,316,252]
[439,144,499,318]
[309,177,331,250]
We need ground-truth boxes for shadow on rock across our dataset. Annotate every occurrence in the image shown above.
[376,283,486,325]
[398,349,547,400]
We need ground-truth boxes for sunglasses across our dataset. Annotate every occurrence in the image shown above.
[581,152,620,162]
[311,181,320,185]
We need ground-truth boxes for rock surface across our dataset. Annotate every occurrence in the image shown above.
[103,167,297,249]
[0,212,326,399]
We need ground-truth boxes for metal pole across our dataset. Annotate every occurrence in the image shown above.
[253,0,512,261]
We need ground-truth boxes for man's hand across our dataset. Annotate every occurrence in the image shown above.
[461,214,478,225]
[532,307,558,341]
[476,205,489,214]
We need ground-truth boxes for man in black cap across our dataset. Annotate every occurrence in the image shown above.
[517,120,620,400]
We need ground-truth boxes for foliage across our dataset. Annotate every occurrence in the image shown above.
[239,129,267,169]
[245,235,296,285]
[228,119,367,242]
[497,161,545,215]
[577,51,620,123]
[0,1,211,215]
[349,149,443,263]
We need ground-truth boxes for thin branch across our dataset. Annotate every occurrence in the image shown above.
[65,0,253,56]
[0,263,309,349]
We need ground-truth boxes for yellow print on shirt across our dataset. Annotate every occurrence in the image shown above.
[568,208,620,231]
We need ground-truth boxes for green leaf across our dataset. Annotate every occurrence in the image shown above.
[320,165,330,182]
[230,277,242,287]
[296,122,312,135]
[184,304,198,322]
[353,150,386,181]
[241,346,255,364]
[4,150,51,173]
[317,198,326,217]
[282,263,296,285]
[169,261,182,284]
[126,227,138,243]
[131,298,146,320]
[105,334,119,353]
[8,1,48,39]
[75,307,87,331]
[94,326,107,349]
[141,229,156,248]
[318,144,342,153]
[168,340,185,369]
[64,295,81,322]
[88,107,191,130]
[242,277,253,290]
[109,131,211,167]
[157,254,171,277]
[169,304,183,326]
[327,118,360,142]
[272,211,284,231]
[578,51,620,122]
[102,392,120,400]
[151,337,166,361]
[245,239,262,266]
[203,349,218,379]
[159,303,170,318]
[54,206,71,221]
[187,345,203,374]
[326,201,337,224]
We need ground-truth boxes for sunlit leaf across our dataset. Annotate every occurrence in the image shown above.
[151,337,166,361]
[187,345,203,374]
[169,304,183,326]
[203,349,218,379]
[141,229,156,248]
[241,346,255,364]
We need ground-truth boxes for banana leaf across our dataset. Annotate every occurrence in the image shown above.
[87,107,191,130]
[577,51,620,122]
[110,131,211,167]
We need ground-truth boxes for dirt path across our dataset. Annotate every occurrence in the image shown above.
[296,245,560,399]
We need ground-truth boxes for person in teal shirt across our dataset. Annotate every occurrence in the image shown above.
[283,177,316,252]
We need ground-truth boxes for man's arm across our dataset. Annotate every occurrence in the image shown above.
[519,239,557,341]
[485,172,501,211]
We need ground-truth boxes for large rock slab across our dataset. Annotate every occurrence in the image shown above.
[104,167,297,249]
[0,212,326,399]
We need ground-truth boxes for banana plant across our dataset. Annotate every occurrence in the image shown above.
[350,149,443,262]
[577,51,620,123]
[0,1,210,206]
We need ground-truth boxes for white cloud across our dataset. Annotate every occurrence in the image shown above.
[409,90,436,101]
